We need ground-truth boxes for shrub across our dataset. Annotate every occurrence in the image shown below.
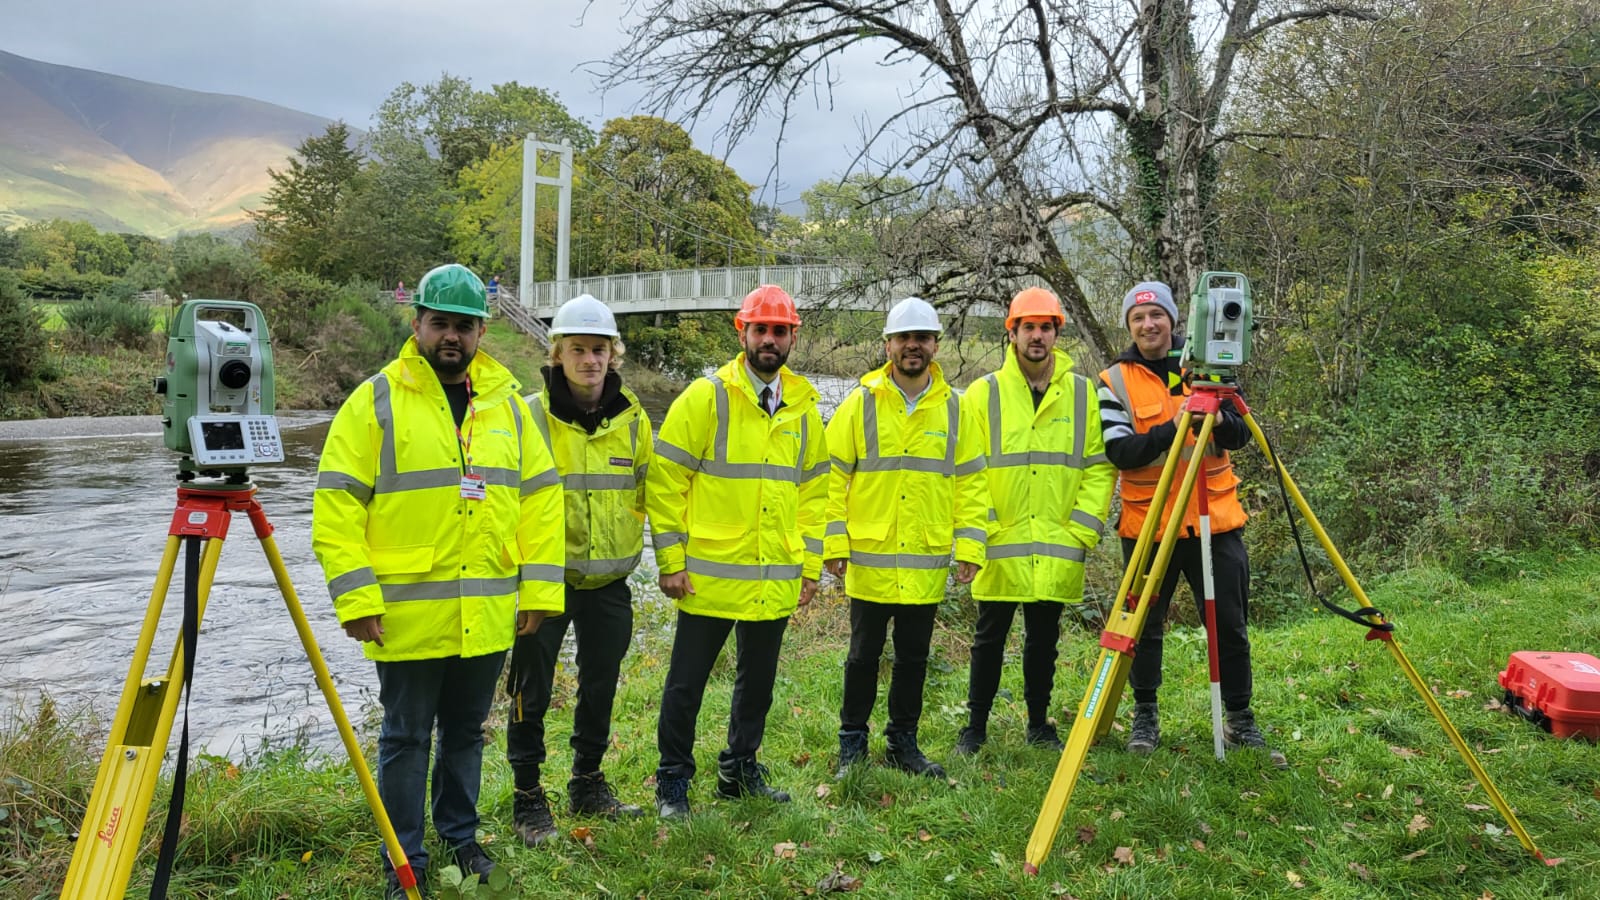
[0,269,48,388]
[59,294,154,350]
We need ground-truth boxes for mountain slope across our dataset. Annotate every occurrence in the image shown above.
[0,49,341,235]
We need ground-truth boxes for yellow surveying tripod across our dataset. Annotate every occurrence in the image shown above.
[1022,378,1551,874]
[61,481,422,899]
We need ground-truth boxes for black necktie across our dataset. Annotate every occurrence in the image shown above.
[759,386,773,416]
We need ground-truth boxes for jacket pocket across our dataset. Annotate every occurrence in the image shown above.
[370,543,435,576]
[1132,400,1168,428]
[689,519,746,549]
[924,522,954,550]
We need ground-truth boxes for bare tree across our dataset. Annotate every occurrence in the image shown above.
[602,0,1379,368]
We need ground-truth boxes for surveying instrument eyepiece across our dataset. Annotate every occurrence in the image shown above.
[65,301,423,899]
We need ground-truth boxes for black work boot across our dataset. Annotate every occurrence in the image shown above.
[835,729,869,780]
[453,840,495,881]
[1223,708,1288,769]
[513,785,557,847]
[568,770,643,818]
[1025,722,1065,751]
[715,756,791,803]
[1127,702,1161,755]
[885,731,946,779]
[952,724,987,756]
[655,774,692,820]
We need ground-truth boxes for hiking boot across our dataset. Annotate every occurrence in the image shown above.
[655,774,692,820]
[1026,722,1065,751]
[385,868,427,899]
[715,757,791,803]
[952,725,987,756]
[452,840,495,881]
[513,785,558,847]
[885,731,946,779]
[835,729,869,780]
[1127,702,1161,755]
[568,771,643,818]
[1223,708,1288,769]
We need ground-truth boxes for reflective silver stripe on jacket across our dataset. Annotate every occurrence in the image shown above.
[317,471,373,503]
[849,550,950,570]
[328,567,377,597]
[985,542,1088,562]
[853,387,961,476]
[985,373,1090,470]
[658,375,811,484]
[568,555,642,578]
[380,575,520,602]
[369,372,534,496]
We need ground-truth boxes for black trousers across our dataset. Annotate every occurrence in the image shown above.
[839,598,938,736]
[655,609,789,780]
[505,579,634,785]
[1123,529,1253,711]
[965,600,1064,728]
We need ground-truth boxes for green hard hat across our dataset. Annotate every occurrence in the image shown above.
[415,264,490,318]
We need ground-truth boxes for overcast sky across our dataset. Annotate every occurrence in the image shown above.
[4,0,910,208]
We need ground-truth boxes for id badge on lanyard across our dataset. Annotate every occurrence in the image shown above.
[457,376,485,501]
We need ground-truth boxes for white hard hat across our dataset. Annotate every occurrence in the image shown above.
[883,296,943,337]
[549,294,619,338]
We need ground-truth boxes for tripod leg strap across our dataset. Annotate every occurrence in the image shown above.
[149,537,202,899]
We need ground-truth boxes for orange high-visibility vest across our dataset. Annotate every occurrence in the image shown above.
[1098,361,1247,539]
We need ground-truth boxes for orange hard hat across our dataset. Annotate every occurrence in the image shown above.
[1006,286,1065,330]
[735,284,802,329]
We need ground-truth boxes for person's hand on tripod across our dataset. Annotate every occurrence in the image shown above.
[343,614,384,646]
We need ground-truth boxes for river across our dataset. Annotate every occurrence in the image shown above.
[0,374,857,759]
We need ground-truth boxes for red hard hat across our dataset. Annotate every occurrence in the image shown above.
[735,284,802,328]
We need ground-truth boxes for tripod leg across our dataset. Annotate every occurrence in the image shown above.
[1240,411,1549,862]
[245,503,422,898]
[1192,414,1225,760]
[63,533,227,899]
[1024,412,1210,874]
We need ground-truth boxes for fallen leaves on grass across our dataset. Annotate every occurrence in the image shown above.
[1407,814,1431,836]
[774,841,798,860]
[1389,746,1420,759]
[570,825,596,849]
[1401,849,1427,861]
[1286,870,1306,888]
[1075,825,1096,844]
[816,784,831,800]
[1112,846,1135,866]
[1347,861,1371,881]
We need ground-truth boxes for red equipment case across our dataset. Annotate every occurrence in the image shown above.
[1498,651,1600,740]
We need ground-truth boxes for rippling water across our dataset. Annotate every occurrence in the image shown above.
[0,374,858,759]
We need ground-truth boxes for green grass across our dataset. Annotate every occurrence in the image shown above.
[5,555,1599,898]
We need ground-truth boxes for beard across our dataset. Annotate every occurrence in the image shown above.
[422,344,474,378]
[893,354,928,378]
[747,345,789,376]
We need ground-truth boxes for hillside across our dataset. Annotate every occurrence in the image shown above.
[0,49,340,236]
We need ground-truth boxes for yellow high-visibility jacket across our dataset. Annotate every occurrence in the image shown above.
[527,383,652,590]
[313,338,565,661]
[962,346,1116,603]
[824,362,989,604]
[647,354,828,621]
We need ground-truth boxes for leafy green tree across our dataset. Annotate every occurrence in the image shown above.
[375,75,593,181]
[335,132,454,286]
[576,116,760,275]
[248,122,361,278]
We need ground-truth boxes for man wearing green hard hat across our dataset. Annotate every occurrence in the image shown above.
[313,263,566,896]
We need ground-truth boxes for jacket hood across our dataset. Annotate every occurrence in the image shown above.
[387,336,520,406]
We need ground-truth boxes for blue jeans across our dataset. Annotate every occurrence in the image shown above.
[375,652,505,873]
